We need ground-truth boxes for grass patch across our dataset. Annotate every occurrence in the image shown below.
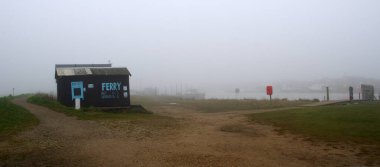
[0,97,38,139]
[249,101,380,144]
[132,95,312,112]
[27,94,180,137]
[220,124,261,137]
[27,94,154,121]
[28,94,178,125]
[181,99,310,112]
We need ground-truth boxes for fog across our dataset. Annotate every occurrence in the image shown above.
[1,0,380,97]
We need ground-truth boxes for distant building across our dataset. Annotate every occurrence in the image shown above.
[361,84,374,100]
[182,89,205,100]
[55,64,131,107]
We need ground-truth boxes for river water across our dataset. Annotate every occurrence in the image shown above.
[205,91,353,101]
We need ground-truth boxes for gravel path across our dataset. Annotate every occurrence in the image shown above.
[10,97,116,166]
[1,97,369,166]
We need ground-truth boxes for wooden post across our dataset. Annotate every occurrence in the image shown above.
[75,98,80,110]
[326,87,330,101]
[349,86,353,101]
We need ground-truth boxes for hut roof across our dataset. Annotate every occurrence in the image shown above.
[55,64,131,78]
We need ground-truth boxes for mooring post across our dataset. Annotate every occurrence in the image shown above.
[326,87,329,101]
[349,86,353,101]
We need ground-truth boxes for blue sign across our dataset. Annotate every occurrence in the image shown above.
[101,82,122,99]
[71,81,84,100]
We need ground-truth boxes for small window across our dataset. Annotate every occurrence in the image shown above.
[73,88,81,96]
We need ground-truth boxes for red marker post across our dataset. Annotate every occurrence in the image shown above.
[266,86,273,101]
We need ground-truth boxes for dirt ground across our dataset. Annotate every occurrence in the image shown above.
[0,97,376,166]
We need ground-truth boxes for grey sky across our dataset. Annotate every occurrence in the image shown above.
[1,0,380,96]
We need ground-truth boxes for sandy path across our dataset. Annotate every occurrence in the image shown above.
[9,97,119,166]
[3,97,369,166]
[153,106,367,167]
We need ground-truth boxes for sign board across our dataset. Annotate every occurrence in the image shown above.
[101,82,122,99]
[88,84,94,88]
[71,81,84,100]
[266,86,273,95]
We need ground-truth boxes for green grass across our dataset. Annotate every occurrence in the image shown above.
[132,95,313,112]
[27,94,179,135]
[181,99,311,112]
[249,102,380,144]
[27,94,157,120]
[0,97,38,139]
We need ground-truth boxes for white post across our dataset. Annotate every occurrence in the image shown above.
[75,98,81,110]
